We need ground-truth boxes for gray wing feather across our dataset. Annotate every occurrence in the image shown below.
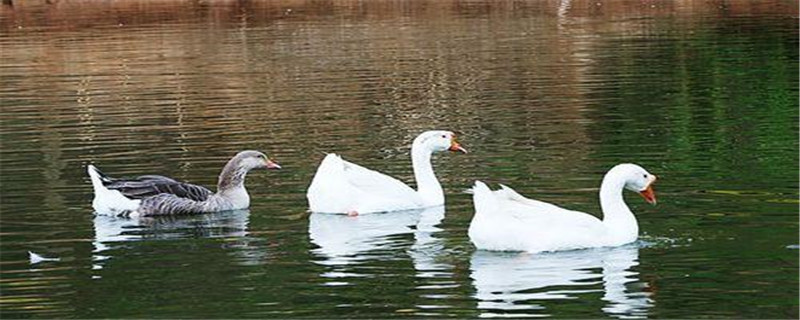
[137,193,209,216]
[103,174,214,201]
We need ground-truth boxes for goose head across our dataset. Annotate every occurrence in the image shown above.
[614,163,657,204]
[413,130,468,154]
[217,150,281,192]
[233,150,282,171]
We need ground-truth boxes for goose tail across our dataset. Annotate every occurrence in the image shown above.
[87,164,140,216]
[470,180,497,217]
[87,164,111,192]
[306,153,348,213]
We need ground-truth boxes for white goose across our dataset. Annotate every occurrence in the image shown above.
[468,163,657,253]
[306,130,467,215]
[88,151,281,217]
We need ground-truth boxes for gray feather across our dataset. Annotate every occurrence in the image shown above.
[103,175,213,201]
[91,150,270,216]
[138,194,225,216]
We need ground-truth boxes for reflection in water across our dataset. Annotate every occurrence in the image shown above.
[309,207,448,283]
[470,245,652,318]
[407,207,460,315]
[92,210,266,272]
[309,207,458,313]
[309,209,423,265]
[409,206,449,276]
[309,209,419,285]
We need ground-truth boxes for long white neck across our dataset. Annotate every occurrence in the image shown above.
[411,144,443,206]
[599,172,638,243]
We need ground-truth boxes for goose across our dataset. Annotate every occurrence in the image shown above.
[87,150,281,217]
[307,130,467,215]
[468,163,657,253]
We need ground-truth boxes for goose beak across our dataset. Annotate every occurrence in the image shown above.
[265,159,282,170]
[449,138,468,154]
[639,175,657,205]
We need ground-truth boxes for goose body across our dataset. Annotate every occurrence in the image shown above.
[468,164,657,253]
[307,130,467,215]
[88,150,280,217]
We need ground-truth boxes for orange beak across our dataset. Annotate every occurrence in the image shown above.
[449,136,468,153]
[638,175,657,205]
[264,159,282,170]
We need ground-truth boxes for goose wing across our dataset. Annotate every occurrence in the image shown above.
[103,174,213,201]
[469,181,606,252]
[307,154,421,213]
[340,158,419,200]
[493,184,601,226]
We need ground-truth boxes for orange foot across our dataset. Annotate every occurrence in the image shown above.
[347,210,359,217]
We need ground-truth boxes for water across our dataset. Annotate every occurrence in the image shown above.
[1,0,797,318]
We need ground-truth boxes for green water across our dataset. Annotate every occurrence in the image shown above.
[1,1,797,318]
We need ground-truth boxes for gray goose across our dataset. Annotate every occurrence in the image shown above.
[88,151,280,217]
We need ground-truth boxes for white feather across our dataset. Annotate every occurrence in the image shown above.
[87,165,141,216]
[306,130,463,215]
[307,154,423,214]
[467,164,654,253]
[29,251,60,264]
[469,181,606,253]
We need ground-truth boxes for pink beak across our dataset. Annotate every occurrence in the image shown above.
[265,159,281,170]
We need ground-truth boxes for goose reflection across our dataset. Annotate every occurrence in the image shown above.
[92,209,266,271]
[309,206,448,286]
[470,245,652,318]
[408,206,453,279]
[407,206,460,315]
[308,209,423,266]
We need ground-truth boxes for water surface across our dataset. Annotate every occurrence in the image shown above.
[1,0,797,318]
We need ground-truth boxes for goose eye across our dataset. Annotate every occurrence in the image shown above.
[643,173,648,178]
[441,134,447,139]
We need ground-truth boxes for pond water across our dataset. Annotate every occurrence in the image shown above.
[1,0,797,318]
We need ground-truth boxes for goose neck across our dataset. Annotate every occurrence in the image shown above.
[216,165,250,209]
[599,173,638,238]
[411,144,443,206]
[217,163,248,193]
